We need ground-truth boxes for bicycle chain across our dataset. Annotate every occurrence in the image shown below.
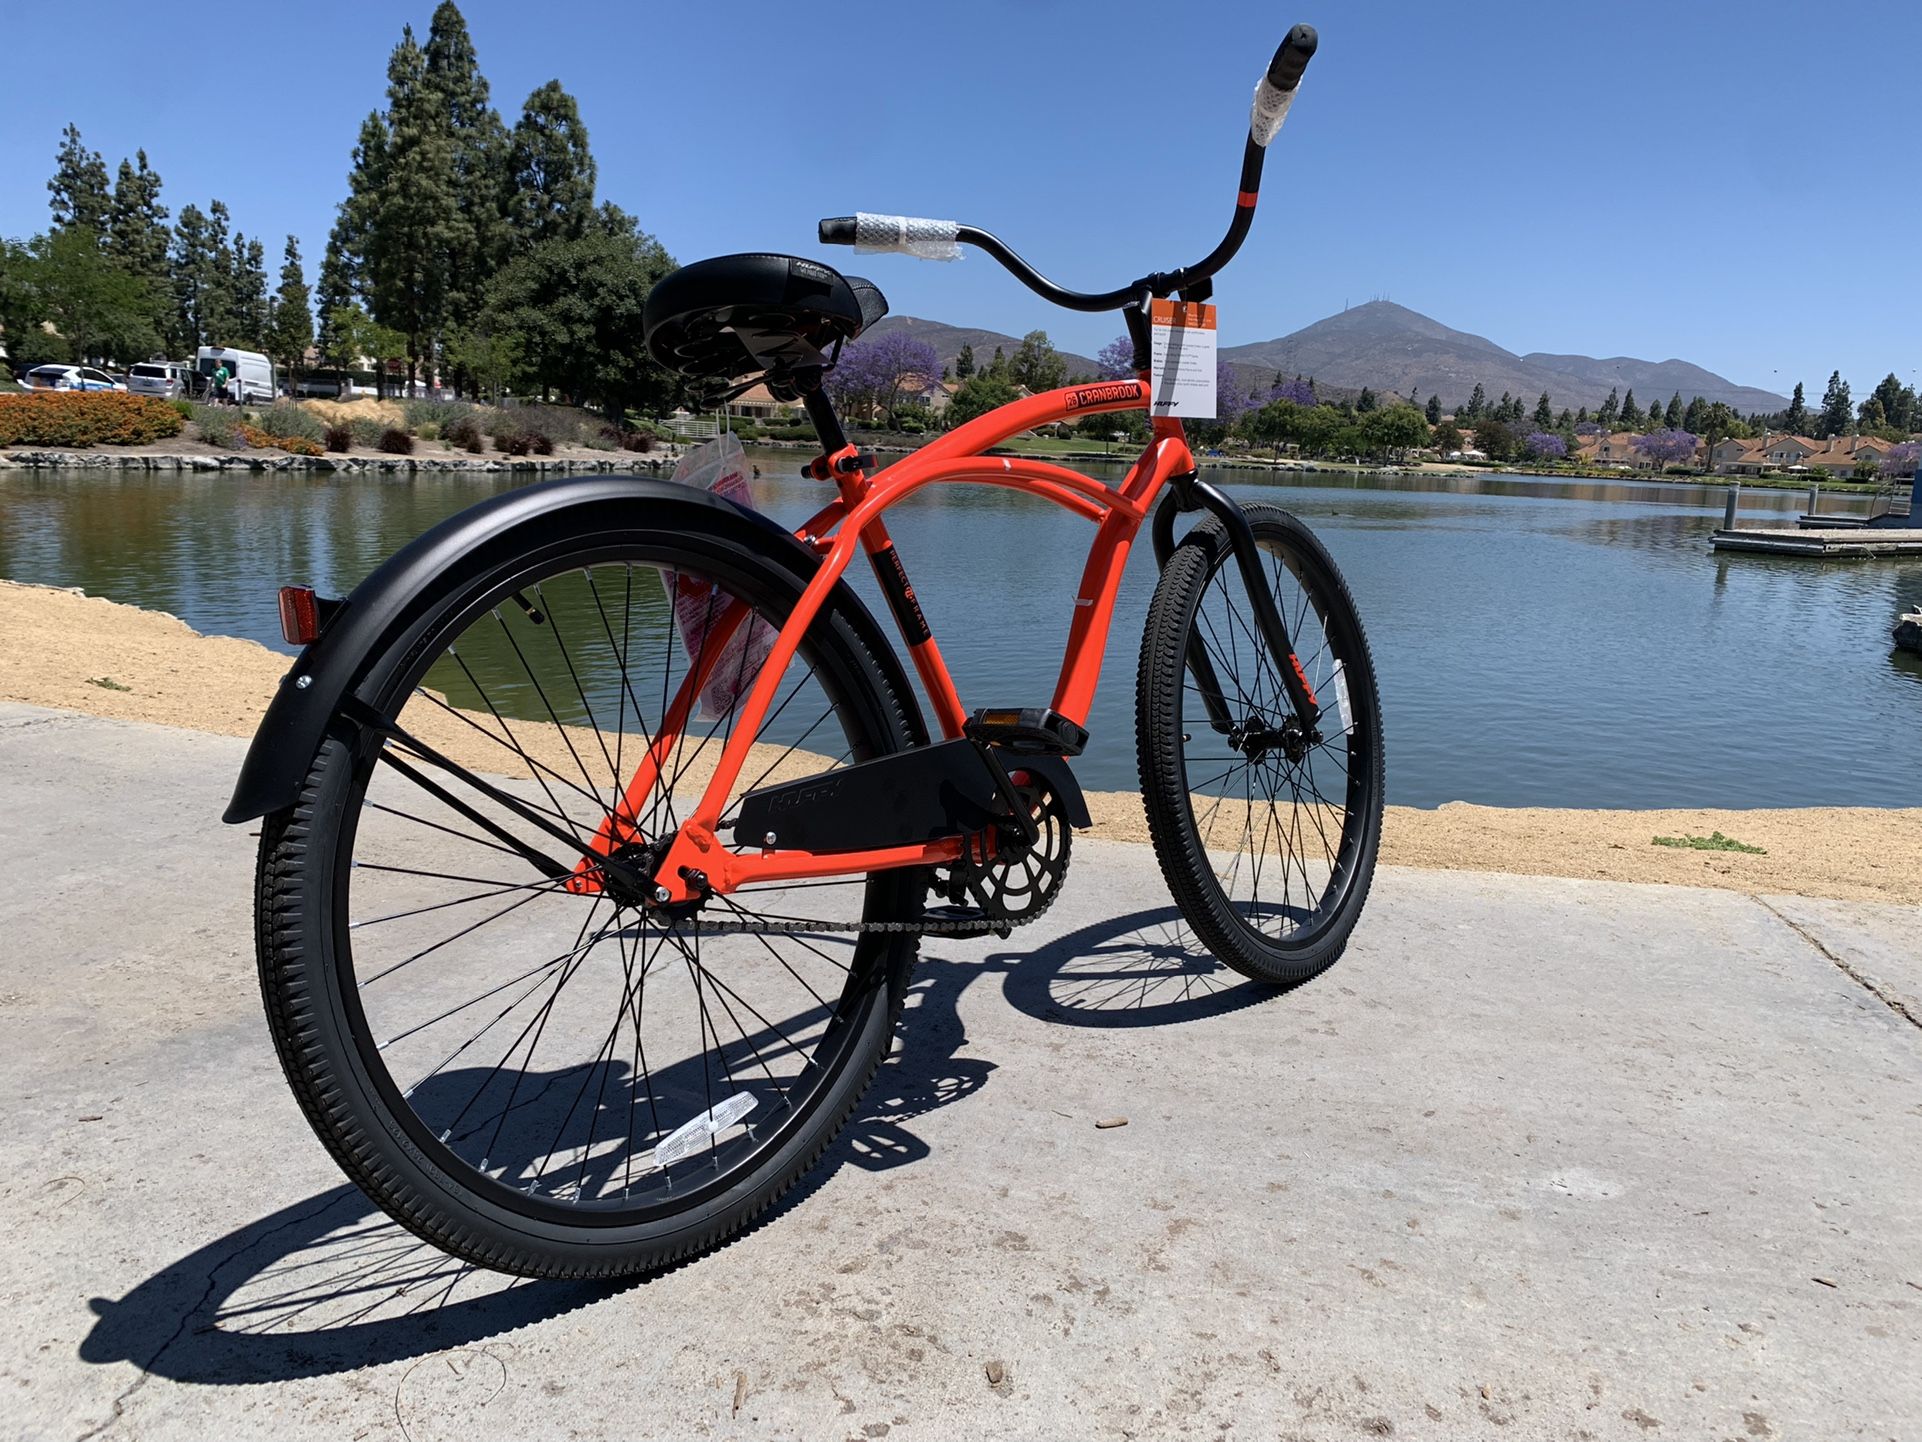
[666,881,1061,938]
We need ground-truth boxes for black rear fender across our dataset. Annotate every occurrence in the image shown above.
[223,474,920,824]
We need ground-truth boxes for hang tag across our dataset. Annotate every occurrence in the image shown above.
[1148,299,1217,418]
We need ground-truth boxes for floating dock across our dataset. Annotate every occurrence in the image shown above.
[1711,526,1922,556]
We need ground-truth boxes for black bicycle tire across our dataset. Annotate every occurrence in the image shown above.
[1135,501,1384,985]
[254,514,921,1279]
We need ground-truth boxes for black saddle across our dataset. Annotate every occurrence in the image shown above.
[643,254,888,392]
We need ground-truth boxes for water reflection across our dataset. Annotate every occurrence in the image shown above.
[2,460,1917,809]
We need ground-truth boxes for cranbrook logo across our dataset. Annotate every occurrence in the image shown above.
[1064,381,1142,411]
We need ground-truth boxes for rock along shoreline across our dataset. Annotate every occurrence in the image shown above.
[0,449,675,475]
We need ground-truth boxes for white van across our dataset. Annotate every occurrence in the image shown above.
[195,346,276,405]
[126,361,193,399]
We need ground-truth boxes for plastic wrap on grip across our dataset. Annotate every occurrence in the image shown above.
[1250,78,1298,148]
[853,212,962,261]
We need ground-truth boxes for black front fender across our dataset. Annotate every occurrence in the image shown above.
[223,473,918,824]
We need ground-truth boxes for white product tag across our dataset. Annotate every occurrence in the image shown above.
[1330,660,1353,736]
[651,1091,758,1170]
[1148,299,1217,418]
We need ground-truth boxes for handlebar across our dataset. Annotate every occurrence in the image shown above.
[820,23,1317,315]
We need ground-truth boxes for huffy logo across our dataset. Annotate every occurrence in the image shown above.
[768,777,844,814]
[1064,381,1142,411]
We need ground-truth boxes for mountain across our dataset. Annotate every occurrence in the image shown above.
[865,315,1101,382]
[1219,301,1787,415]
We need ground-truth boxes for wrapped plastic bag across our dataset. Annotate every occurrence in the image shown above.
[664,433,776,720]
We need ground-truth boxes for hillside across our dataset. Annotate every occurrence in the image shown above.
[1219,302,1786,414]
[865,316,1101,381]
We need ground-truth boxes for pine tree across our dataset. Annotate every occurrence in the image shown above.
[1662,393,1681,428]
[508,79,597,249]
[1816,370,1852,438]
[1869,372,1912,433]
[169,203,238,350]
[987,345,1007,380]
[1576,406,1590,424]
[48,124,111,236]
[265,236,314,379]
[230,234,269,349]
[1557,408,1572,428]
[1782,381,1808,433]
[313,220,359,373]
[1533,391,1553,428]
[1424,393,1441,424]
[1619,388,1641,428]
[1682,395,1707,434]
[108,150,171,346]
[1462,383,1486,420]
[363,26,462,383]
[955,343,975,379]
[1598,387,1619,427]
[1356,386,1377,412]
[425,1,509,356]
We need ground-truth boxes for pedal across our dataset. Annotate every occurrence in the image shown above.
[963,706,1088,756]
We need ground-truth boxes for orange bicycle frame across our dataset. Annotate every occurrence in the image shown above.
[573,377,1191,903]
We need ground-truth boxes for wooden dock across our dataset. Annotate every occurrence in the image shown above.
[1711,526,1922,557]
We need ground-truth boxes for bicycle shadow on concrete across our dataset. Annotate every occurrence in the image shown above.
[992,904,1305,1029]
[78,908,1299,1384]
[76,953,997,1385]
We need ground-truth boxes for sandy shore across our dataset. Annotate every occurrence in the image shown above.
[3,579,1916,905]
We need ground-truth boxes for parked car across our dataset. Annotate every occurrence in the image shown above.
[125,361,193,400]
[194,346,276,405]
[21,364,125,392]
[292,374,358,399]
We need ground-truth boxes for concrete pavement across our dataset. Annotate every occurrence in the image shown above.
[1,702,1918,1441]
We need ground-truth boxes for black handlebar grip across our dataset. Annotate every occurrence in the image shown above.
[819,217,857,246]
[1266,24,1318,91]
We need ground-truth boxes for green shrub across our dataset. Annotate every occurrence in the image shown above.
[378,427,414,455]
[0,392,187,447]
[503,403,596,447]
[249,401,326,442]
[415,421,440,441]
[323,423,353,453]
[350,417,386,448]
[190,404,244,448]
[403,398,482,433]
[169,398,194,419]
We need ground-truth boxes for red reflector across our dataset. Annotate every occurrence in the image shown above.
[278,586,320,645]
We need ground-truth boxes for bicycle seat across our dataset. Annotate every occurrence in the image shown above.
[644,253,888,388]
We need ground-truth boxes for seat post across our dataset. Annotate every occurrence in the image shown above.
[799,374,849,454]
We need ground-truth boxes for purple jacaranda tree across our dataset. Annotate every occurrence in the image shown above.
[1096,335,1135,380]
[1218,361,1263,424]
[1522,431,1567,461]
[1632,428,1700,469]
[1574,420,1606,437]
[1270,376,1316,406]
[1879,440,1920,476]
[824,332,941,426]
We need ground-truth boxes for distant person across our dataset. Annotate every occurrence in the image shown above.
[211,362,232,404]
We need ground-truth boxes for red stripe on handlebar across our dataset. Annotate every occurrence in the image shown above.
[1237,190,1258,208]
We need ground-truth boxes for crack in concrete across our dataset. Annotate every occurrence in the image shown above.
[1753,895,1920,1033]
[71,1189,351,1441]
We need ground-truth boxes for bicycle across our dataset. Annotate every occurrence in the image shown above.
[227,22,1382,1280]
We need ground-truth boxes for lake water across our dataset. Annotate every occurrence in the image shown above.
[3,458,1918,809]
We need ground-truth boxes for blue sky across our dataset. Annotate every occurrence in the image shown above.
[3,0,1914,399]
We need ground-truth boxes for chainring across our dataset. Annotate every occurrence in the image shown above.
[938,771,1073,927]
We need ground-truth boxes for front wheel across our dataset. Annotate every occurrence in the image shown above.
[1136,502,1384,985]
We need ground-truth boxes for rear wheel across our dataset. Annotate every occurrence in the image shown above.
[256,514,921,1278]
[1136,502,1384,985]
